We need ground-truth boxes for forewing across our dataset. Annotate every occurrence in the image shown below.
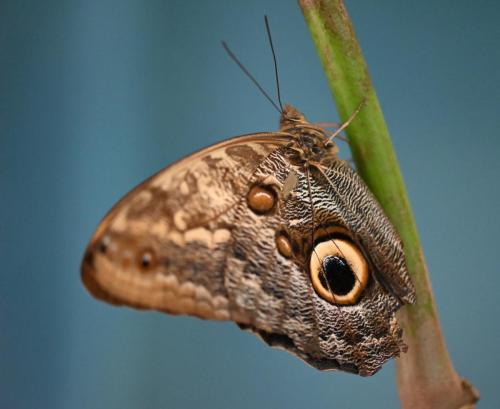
[81,133,291,320]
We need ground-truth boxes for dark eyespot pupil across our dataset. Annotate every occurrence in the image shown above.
[320,256,356,296]
[98,241,107,253]
[141,253,152,268]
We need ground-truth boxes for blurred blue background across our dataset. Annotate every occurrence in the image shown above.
[1,1,499,408]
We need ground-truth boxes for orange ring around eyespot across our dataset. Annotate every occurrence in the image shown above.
[309,239,369,305]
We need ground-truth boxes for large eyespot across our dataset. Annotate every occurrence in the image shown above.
[309,238,369,305]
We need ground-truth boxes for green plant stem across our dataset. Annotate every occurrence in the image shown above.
[299,1,479,408]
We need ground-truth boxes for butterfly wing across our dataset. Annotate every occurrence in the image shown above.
[81,133,291,320]
[314,159,416,304]
[225,151,416,376]
[266,157,416,376]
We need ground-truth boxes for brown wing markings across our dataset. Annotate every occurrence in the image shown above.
[82,133,292,321]
[313,161,415,304]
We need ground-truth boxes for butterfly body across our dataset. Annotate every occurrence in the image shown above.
[82,105,415,376]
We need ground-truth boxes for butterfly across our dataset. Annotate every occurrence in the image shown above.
[81,18,415,376]
[81,101,415,376]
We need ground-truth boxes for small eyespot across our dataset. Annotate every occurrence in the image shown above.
[276,232,293,258]
[247,184,276,214]
[98,235,110,254]
[138,249,156,271]
[309,238,369,305]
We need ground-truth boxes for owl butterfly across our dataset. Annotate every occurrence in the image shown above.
[81,23,415,377]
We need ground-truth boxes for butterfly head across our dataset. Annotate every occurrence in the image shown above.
[278,105,339,164]
[280,104,309,128]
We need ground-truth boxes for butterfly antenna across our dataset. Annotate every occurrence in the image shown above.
[221,41,282,114]
[264,16,284,112]
[328,99,366,142]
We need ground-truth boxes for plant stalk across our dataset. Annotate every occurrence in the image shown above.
[298,1,479,407]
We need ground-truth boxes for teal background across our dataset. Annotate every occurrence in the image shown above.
[1,1,499,408]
